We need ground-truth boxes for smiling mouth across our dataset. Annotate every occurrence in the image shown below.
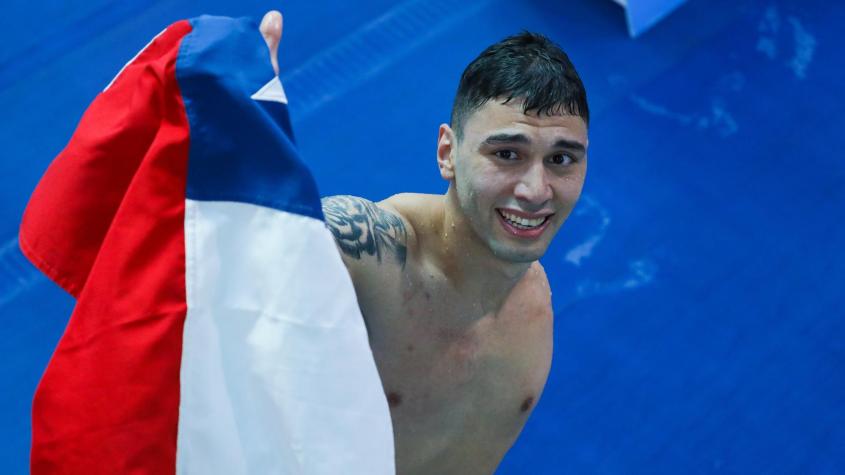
[496,209,553,237]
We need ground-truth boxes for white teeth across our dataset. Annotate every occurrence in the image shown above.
[500,211,546,228]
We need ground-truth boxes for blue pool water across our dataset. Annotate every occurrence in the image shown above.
[1,0,843,473]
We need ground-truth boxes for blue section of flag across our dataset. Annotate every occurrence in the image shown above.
[176,15,323,221]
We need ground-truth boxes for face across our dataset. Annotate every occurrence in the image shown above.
[438,99,589,263]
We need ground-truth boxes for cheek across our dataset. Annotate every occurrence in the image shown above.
[558,170,587,199]
[562,180,585,202]
[467,174,510,210]
[551,177,586,220]
[457,160,507,202]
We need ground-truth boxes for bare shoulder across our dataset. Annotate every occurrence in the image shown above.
[521,262,553,318]
[523,261,550,295]
[320,195,411,270]
[377,193,440,227]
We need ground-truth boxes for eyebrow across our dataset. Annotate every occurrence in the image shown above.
[482,133,586,152]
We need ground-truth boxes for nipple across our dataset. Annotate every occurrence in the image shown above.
[520,396,534,413]
[386,391,403,408]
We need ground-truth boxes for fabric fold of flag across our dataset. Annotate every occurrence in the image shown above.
[19,15,394,475]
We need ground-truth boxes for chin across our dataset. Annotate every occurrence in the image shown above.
[488,240,547,263]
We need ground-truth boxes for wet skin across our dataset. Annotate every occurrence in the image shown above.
[260,7,590,473]
[322,100,588,474]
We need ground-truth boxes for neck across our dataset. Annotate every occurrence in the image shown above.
[432,188,532,314]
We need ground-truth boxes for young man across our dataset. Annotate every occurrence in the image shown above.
[263,10,589,474]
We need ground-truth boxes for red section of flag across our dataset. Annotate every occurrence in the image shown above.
[19,20,193,474]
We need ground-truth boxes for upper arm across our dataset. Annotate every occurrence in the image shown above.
[320,195,411,276]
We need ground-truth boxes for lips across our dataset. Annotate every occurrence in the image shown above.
[496,209,552,239]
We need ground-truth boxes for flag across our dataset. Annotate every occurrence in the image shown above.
[19,15,394,474]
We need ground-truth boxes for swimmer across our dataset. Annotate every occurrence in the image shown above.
[262,11,589,475]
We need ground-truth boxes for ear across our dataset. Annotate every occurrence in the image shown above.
[437,124,456,180]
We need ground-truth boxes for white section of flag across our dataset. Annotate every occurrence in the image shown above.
[178,199,395,474]
[251,76,289,104]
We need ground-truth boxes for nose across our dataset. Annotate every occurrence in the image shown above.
[513,161,553,206]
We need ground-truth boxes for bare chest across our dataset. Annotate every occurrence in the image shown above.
[358,275,553,473]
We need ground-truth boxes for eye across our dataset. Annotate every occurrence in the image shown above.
[549,153,576,165]
[494,150,519,161]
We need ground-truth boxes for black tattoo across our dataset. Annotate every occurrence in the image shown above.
[321,195,408,266]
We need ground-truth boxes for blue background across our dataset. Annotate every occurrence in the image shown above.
[1,0,843,473]
[623,0,688,36]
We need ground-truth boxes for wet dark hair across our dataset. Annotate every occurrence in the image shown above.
[450,31,589,141]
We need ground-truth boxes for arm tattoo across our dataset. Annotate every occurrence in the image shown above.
[321,195,408,267]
